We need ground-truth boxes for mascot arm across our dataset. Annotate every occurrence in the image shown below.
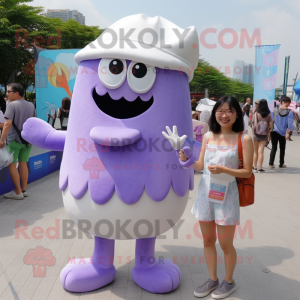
[22,118,66,151]
[162,126,202,168]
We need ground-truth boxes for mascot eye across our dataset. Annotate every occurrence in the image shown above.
[98,58,126,89]
[127,61,156,93]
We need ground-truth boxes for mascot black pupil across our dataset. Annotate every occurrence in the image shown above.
[109,59,123,75]
[133,63,147,78]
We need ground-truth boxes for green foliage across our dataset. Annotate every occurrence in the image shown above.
[0,0,103,97]
[189,59,254,102]
[0,0,47,95]
[26,91,35,100]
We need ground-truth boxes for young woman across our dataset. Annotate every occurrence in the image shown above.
[251,99,273,173]
[179,96,253,299]
[57,97,71,130]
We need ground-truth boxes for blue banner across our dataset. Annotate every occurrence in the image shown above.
[294,78,300,104]
[35,49,80,122]
[254,45,281,103]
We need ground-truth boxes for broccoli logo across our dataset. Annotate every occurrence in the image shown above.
[23,246,56,277]
[83,157,106,179]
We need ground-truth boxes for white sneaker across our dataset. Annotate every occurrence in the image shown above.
[4,190,24,200]
[22,191,28,197]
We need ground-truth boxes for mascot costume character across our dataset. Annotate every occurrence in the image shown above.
[22,14,200,293]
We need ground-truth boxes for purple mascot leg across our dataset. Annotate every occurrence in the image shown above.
[132,237,181,293]
[60,237,116,292]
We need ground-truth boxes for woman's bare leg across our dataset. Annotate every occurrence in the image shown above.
[199,221,217,281]
[258,141,266,169]
[217,225,236,283]
[253,141,258,169]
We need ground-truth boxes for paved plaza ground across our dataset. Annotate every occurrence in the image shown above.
[0,134,299,300]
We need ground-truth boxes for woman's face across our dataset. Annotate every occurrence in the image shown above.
[215,103,237,129]
[246,98,251,105]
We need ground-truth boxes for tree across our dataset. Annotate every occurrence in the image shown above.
[189,59,254,102]
[0,0,103,98]
[0,0,49,94]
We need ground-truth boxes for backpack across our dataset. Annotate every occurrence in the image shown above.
[253,113,268,135]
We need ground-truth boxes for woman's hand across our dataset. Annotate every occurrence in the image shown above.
[179,149,188,162]
[208,164,223,174]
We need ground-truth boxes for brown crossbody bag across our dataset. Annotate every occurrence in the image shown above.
[236,132,255,207]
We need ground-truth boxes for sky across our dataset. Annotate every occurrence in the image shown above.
[31,0,300,88]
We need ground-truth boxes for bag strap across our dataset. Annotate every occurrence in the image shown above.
[237,132,243,169]
[12,116,28,145]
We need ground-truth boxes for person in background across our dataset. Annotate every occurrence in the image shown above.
[243,104,252,134]
[191,97,198,111]
[242,97,252,110]
[253,99,260,113]
[251,99,273,173]
[269,96,294,169]
[0,83,36,200]
[57,97,71,130]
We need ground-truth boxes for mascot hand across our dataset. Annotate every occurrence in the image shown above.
[162,126,187,150]
[176,146,196,168]
[22,118,54,149]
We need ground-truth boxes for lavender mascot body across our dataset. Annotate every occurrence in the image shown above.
[22,14,200,293]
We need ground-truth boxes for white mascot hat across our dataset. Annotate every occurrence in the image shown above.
[75,14,199,82]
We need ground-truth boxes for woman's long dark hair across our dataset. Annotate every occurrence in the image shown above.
[62,97,71,110]
[208,96,244,133]
[257,99,270,118]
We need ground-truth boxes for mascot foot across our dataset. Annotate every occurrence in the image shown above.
[60,258,116,292]
[132,258,181,293]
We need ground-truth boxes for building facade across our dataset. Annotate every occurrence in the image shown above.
[47,9,85,25]
[233,60,254,85]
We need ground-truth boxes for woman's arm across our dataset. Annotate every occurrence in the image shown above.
[208,135,254,178]
[57,108,60,118]
[268,121,273,141]
[194,133,206,171]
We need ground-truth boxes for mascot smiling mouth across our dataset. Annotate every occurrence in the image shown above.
[92,88,154,119]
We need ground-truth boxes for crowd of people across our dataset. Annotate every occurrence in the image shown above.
[192,95,296,173]
[245,95,295,172]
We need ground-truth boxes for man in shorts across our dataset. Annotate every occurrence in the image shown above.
[0,83,36,199]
